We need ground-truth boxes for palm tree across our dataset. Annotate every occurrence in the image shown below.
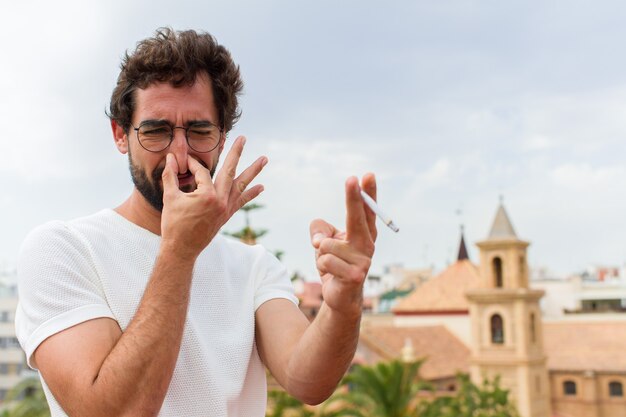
[266,390,314,417]
[224,203,268,245]
[416,373,519,417]
[321,359,431,417]
[3,377,50,417]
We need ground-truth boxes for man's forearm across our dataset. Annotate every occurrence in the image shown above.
[80,248,194,417]
[284,303,361,405]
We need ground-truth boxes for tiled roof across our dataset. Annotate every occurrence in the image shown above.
[543,320,626,372]
[359,325,470,380]
[392,260,481,314]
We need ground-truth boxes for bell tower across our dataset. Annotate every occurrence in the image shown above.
[466,202,551,417]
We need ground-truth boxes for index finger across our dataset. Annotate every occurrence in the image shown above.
[361,173,378,242]
[187,156,214,190]
[214,136,245,197]
[345,176,373,252]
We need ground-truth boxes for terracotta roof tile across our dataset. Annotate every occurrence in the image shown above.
[543,320,626,372]
[393,260,481,313]
[359,325,470,380]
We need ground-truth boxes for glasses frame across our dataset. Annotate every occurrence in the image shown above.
[131,120,224,153]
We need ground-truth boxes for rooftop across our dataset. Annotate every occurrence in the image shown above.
[393,259,481,314]
[543,320,626,372]
[359,325,470,380]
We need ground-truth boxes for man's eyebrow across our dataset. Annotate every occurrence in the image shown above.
[137,118,219,128]
[186,119,217,126]
[139,118,170,125]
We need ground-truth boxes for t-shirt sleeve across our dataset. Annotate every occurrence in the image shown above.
[253,248,299,311]
[15,221,115,369]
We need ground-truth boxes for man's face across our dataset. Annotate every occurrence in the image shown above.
[124,74,224,212]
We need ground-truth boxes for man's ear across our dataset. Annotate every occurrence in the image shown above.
[111,120,128,154]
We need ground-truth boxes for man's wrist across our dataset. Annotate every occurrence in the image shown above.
[324,296,363,322]
[158,238,200,265]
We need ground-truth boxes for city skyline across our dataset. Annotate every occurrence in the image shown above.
[1,1,625,281]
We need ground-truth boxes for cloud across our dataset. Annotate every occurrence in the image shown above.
[522,135,556,151]
[1,0,626,277]
[551,163,626,190]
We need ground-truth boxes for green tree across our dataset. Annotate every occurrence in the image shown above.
[321,359,431,417]
[417,373,519,417]
[224,203,268,245]
[3,377,50,417]
[266,390,314,417]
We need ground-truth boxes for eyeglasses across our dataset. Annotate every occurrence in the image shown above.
[132,120,223,153]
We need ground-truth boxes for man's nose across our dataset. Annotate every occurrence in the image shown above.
[170,127,190,173]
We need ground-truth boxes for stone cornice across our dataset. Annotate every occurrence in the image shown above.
[466,288,544,302]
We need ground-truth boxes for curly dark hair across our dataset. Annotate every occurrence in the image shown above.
[108,27,243,133]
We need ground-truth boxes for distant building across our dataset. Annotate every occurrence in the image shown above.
[364,264,431,313]
[0,269,28,403]
[466,203,551,417]
[356,203,626,417]
[532,270,626,318]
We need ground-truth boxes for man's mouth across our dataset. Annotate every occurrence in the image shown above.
[177,171,196,192]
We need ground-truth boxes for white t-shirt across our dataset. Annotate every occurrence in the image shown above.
[15,209,298,417]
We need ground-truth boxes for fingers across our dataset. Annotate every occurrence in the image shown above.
[309,219,341,249]
[361,173,378,242]
[317,255,359,283]
[345,177,374,254]
[315,238,371,284]
[228,155,267,207]
[187,156,213,190]
[214,136,246,197]
[318,238,368,265]
[173,136,267,217]
[162,154,180,197]
[235,183,265,210]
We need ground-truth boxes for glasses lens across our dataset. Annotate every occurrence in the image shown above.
[137,122,172,152]
[187,123,221,152]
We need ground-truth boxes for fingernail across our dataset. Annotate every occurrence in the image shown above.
[312,233,325,245]
[261,156,268,166]
[241,137,247,146]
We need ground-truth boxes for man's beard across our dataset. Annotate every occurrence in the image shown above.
[128,150,215,212]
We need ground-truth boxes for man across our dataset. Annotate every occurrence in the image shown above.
[15,28,376,417]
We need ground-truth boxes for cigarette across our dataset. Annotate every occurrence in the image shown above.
[360,190,399,233]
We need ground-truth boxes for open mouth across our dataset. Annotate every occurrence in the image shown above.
[177,171,196,192]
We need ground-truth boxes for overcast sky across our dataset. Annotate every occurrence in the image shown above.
[1,0,625,281]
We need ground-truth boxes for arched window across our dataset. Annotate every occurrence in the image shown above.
[493,257,503,288]
[490,314,504,344]
[530,313,536,344]
[609,381,624,397]
[563,380,577,396]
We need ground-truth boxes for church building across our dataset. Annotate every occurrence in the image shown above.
[357,202,626,417]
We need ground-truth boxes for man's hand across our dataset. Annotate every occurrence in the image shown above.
[310,173,377,315]
[254,173,378,404]
[160,136,266,260]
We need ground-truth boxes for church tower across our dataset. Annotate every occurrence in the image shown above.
[466,202,551,417]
